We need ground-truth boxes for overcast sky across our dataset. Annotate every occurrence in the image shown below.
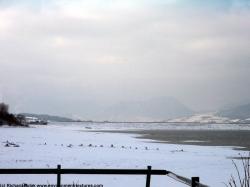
[0,0,250,117]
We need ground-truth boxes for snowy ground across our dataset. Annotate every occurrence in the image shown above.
[0,123,249,187]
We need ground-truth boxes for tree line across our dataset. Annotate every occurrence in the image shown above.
[0,103,25,126]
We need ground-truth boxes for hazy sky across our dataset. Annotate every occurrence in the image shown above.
[0,0,250,117]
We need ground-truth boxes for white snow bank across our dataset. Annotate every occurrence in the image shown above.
[0,124,248,187]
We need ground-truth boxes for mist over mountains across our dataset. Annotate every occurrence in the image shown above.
[96,97,193,121]
[15,97,193,121]
[217,103,250,120]
[18,99,250,122]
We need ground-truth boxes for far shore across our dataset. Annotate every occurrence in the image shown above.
[94,129,250,151]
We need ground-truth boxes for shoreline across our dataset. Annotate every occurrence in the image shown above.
[94,129,250,151]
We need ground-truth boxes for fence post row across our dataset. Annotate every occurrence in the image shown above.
[57,165,61,187]
[145,166,152,187]
[0,165,206,187]
[191,177,200,187]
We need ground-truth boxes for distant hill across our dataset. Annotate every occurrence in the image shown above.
[97,97,193,121]
[218,103,250,120]
[20,113,75,122]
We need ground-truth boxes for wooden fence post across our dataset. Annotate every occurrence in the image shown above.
[146,166,152,187]
[57,165,61,187]
[191,177,199,187]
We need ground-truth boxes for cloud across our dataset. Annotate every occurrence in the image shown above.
[0,0,250,115]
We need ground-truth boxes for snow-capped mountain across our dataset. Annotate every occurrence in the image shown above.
[168,113,250,124]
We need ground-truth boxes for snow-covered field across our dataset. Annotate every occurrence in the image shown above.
[0,123,249,187]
